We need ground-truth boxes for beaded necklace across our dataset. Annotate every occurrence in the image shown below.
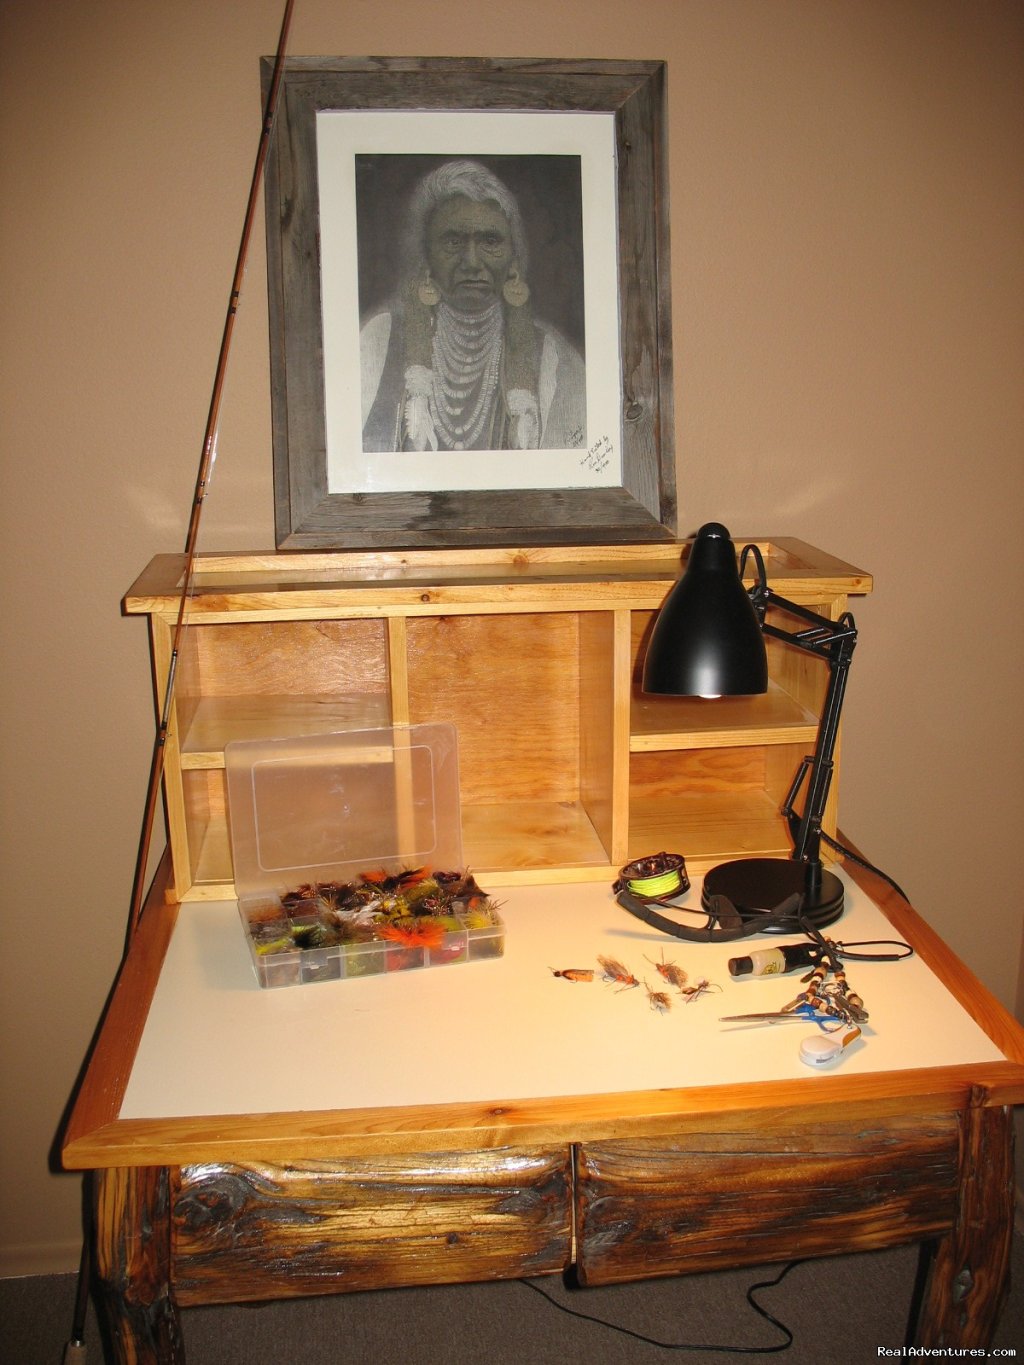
[430,300,504,449]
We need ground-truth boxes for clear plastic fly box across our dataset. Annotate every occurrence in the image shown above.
[225,723,505,988]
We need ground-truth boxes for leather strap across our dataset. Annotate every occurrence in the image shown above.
[615,889,807,942]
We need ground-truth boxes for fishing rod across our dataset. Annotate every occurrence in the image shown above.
[125,0,296,943]
[64,7,296,1361]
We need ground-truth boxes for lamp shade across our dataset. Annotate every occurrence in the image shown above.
[642,523,768,697]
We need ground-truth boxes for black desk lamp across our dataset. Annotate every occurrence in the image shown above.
[643,522,857,929]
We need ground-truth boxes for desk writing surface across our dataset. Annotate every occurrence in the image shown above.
[119,871,1003,1122]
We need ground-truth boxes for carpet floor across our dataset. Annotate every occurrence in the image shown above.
[2,1235,1023,1364]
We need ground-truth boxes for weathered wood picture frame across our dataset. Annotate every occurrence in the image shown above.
[263,57,675,549]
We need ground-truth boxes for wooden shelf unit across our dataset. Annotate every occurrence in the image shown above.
[124,539,872,902]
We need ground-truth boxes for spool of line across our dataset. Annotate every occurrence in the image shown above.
[617,852,689,902]
[626,868,685,899]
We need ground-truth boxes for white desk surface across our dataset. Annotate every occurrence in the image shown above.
[120,870,1004,1122]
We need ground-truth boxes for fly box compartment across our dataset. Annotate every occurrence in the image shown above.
[225,723,504,988]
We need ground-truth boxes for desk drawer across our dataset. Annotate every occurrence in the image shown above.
[171,1147,572,1304]
[574,1110,960,1284]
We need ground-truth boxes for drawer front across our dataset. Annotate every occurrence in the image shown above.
[575,1112,960,1284]
[172,1147,572,1304]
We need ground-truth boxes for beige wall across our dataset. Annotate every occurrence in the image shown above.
[1,0,1021,1275]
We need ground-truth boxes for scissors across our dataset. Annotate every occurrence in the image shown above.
[720,1003,847,1031]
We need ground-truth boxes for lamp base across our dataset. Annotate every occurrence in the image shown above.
[701,858,845,931]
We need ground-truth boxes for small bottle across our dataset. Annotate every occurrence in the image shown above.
[728,943,820,977]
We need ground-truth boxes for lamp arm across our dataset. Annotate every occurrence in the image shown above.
[781,629,855,872]
[740,545,858,881]
[740,543,858,659]
[752,587,858,661]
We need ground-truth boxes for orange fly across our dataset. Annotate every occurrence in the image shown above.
[646,949,689,993]
[360,866,431,891]
[597,955,640,990]
[377,918,446,950]
[549,968,595,982]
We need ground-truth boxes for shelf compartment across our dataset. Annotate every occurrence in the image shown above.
[626,741,824,872]
[626,791,797,870]
[461,800,612,881]
[174,769,232,899]
[405,612,583,807]
[187,821,233,900]
[177,694,393,769]
[630,682,819,753]
[404,611,622,874]
[173,618,391,752]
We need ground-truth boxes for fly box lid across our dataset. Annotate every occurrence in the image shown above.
[225,722,463,897]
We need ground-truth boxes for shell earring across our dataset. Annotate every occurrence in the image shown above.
[417,274,442,307]
[502,269,530,308]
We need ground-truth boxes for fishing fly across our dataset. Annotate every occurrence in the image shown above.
[643,981,672,1012]
[597,955,640,991]
[549,968,595,983]
[646,949,689,992]
[680,977,720,1001]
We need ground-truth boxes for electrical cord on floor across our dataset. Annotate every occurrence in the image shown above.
[520,1258,807,1354]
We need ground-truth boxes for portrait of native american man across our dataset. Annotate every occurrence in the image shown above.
[357,156,587,454]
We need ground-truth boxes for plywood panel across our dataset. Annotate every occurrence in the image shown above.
[188,619,390,697]
[406,614,580,804]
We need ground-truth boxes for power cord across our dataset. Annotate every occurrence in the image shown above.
[820,831,909,903]
[519,1258,806,1354]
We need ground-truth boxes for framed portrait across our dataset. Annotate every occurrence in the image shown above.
[263,57,675,549]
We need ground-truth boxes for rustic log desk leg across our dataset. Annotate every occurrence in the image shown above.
[93,1166,184,1365]
[912,1099,1014,1348]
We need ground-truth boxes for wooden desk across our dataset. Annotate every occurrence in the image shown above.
[64,860,1024,1363]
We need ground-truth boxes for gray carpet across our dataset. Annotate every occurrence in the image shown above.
[2,1239,1024,1365]
[3,1238,1022,1364]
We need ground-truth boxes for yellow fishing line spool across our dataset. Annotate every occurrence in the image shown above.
[615,852,689,903]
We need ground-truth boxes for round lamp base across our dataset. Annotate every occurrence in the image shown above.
[701,858,845,931]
